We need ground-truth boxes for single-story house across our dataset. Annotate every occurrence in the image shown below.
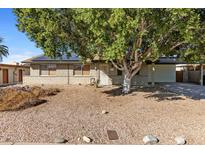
[176,64,205,85]
[22,54,177,86]
[0,63,30,86]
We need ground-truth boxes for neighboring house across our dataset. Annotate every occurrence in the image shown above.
[0,63,30,86]
[22,54,177,86]
[176,64,205,85]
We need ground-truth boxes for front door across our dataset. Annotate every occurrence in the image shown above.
[2,69,8,84]
[99,64,109,86]
[19,69,23,82]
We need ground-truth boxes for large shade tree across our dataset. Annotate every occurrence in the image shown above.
[0,38,9,62]
[14,8,204,93]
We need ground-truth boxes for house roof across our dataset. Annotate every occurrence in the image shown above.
[22,53,80,63]
[0,63,29,68]
[176,64,205,67]
[154,57,185,64]
[22,53,181,64]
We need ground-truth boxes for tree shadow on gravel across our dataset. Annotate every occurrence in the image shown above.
[102,87,123,96]
[15,99,47,111]
[1,99,47,112]
[102,86,186,102]
[144,93,186,102]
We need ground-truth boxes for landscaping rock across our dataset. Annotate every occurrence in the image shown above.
[143,135,159,144]
[175,136,186,145]
[180,96,187,100]
[54,137,67,144]
[102,110,108,114]
[83,136,92,143]
[155,91,163,94]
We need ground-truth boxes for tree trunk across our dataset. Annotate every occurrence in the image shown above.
[111,58,142,94]
[121,61,142,94]
[122,73,131,94]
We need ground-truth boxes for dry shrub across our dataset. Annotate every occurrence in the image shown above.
[0,86,60,111]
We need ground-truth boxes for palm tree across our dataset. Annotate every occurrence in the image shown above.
[0,37,9,62]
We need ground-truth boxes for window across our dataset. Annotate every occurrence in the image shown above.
[40,64,56,76]
[48,64,56,75]
[117,69,122,76]
[73,65,82,75]
[73,64,90,76]
[40,65,48,75]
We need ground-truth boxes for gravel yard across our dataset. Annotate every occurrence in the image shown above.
[0,85,205,144]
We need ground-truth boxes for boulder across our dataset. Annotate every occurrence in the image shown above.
[83,136,92,143]
[175,136,186,145]
[143,135,159,144]
[180,96,187,100]
[102,110,108,114]
[54,137,67,144]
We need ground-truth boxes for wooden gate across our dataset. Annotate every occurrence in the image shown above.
[176,71,183,82]
[2,69,8,84]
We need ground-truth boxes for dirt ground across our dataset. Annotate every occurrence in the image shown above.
[0,84,205,144]
[0,86,60,111]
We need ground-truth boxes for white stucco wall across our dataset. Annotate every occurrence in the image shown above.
[23,76,69,85]
[0,67,15,84]
[25,63,176,85]
[68,64,97,85]
[109,64,149,86]
[30,64,40,76]
[57,64,69,76]
[25,63,98,85]
[0,66,29,85]
[148,64,176,82]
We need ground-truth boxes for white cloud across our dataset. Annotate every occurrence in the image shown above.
[2,50,38,64]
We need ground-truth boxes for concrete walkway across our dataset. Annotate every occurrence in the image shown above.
[160,83,205,100]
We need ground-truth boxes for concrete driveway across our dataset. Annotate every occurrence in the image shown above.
[160,83,205,100]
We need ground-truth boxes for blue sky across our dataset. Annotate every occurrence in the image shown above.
[0,8,43,64]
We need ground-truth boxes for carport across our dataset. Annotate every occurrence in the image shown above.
[176,63,205,86]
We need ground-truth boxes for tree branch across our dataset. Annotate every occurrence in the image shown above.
[131,62,142,78]
[123,58,129,73]
[170,41,185,51]
[111,60,124,71]
[131,62,141,72]
[134,19,145,63]
[158,25,177,45]
[141,48,152,59]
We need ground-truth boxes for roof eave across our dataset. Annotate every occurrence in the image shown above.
[22,60,82,64]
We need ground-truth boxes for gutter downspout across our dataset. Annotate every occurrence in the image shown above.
[151,63,155,87]
[200,64,203,86]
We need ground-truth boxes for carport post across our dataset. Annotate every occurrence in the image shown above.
[200,64,203,86]
[151,63,155,87]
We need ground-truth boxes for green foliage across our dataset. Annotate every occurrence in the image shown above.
[0,38,9,61]
[14,8,204,63]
